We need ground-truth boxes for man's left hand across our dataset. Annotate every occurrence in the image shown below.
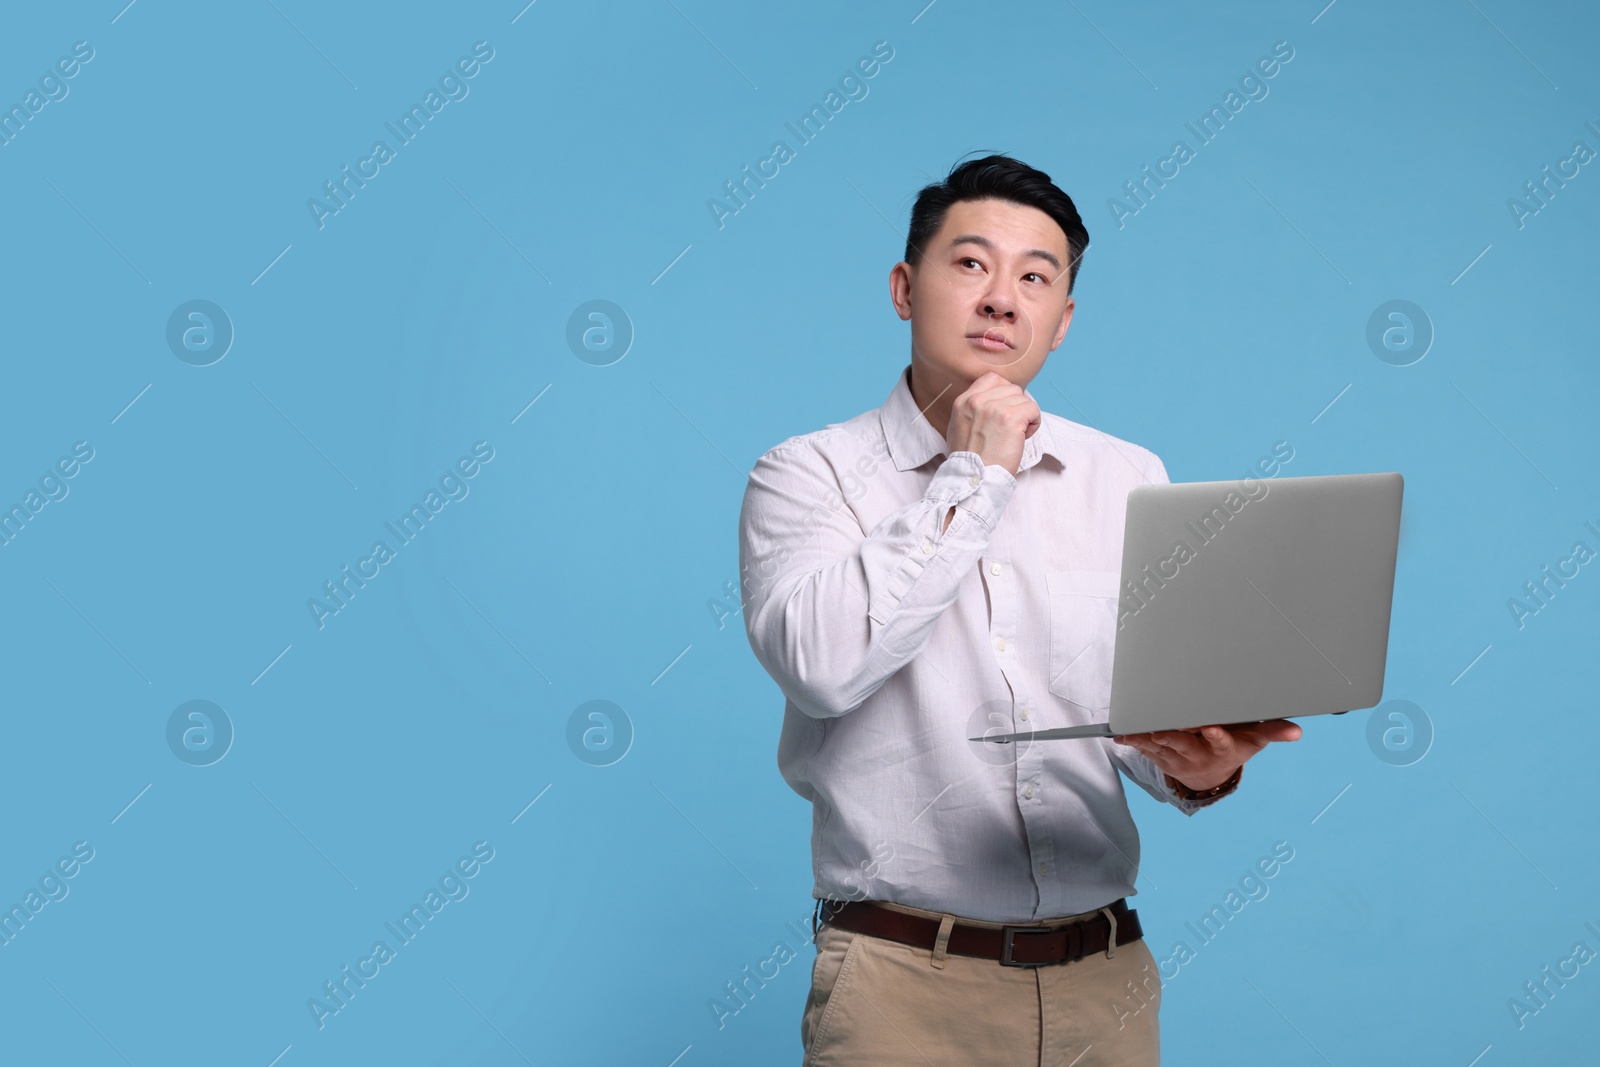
[1112,720,1302,792]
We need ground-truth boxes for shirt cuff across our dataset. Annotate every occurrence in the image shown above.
[928,451,1017,533]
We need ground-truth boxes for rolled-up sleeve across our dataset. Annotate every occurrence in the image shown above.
[739,442,1016,719]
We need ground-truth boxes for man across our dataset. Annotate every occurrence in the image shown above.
[737,154,1302,1066]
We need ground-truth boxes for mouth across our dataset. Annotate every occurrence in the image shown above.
[968,329,1013,352]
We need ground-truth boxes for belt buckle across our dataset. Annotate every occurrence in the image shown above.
[999,924,1060,967]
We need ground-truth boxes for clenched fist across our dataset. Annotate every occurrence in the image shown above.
[946,371,1040,478]
[939,372,1040,533]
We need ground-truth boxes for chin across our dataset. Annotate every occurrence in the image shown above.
[964,347,1026,377]
[918,343,1023,382]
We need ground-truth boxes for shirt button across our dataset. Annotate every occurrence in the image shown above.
[968,473,980,486]
[1023,783,1035,799]
[990,562,1002,576]
[1038,861,1051,876]
[922,542,933,555]
[1019,707,1030,722]
[994,636,1006,652]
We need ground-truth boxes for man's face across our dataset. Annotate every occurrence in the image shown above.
[890,197,1075,390]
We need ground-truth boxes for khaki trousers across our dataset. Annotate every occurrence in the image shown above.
[800,899,1162,1066]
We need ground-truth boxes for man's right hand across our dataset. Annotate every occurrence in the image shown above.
[945,371,1041,477]
[939,372,1040,533]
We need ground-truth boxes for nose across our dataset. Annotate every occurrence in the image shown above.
[981,280,1017,320]
[982,299,1016,322]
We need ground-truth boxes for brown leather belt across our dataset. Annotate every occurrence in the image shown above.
[816,897,1142,968]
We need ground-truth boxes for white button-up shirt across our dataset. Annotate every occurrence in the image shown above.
[739,363,1223,924]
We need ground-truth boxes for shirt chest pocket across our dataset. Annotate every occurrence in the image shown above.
[1045,569,1122,715]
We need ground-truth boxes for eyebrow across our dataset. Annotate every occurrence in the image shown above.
[947,234,1062,271]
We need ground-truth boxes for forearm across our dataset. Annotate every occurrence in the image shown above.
[1112,746,1241,815]
[741,448,1015,718]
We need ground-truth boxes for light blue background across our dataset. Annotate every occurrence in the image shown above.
[1,1,1595,1064]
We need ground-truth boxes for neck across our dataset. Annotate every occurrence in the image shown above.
[907,361,962,440]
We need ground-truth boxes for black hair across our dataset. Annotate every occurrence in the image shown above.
[904,153,1091,293]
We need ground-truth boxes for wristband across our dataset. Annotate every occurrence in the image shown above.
[1167,764,1242,803]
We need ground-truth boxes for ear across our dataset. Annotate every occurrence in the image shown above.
[1049,296,1074,351]
[889,261,913,322]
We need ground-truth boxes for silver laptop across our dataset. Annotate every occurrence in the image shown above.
[971,471,1404,743]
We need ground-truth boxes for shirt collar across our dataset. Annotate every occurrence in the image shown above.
[879,363,1060,473]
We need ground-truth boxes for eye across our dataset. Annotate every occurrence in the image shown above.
[1024,272,1046,284]
[959,257,982,270]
